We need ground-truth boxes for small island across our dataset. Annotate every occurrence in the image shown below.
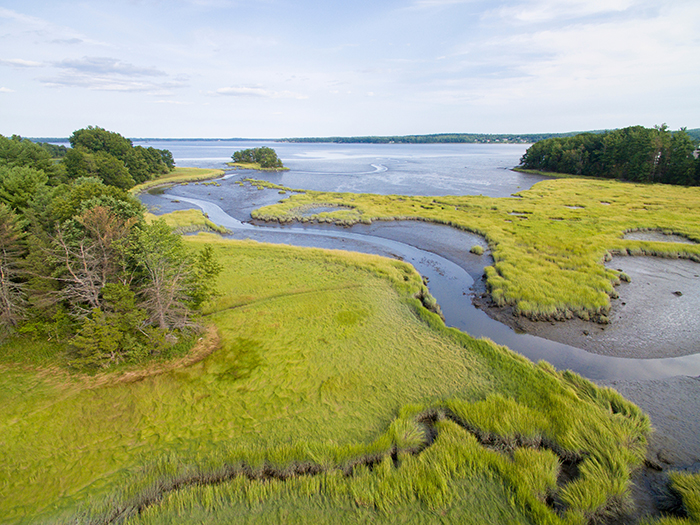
[228,146,289,171]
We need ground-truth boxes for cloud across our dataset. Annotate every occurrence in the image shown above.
[215,86,308,99]
[37,56,182,92]
[51,38,83,45]
[487,0,636,23]
[55,57,167,77]
[409,0,474,9]
[41,74,186,92]
[0,58,44,68]
[0,87,15,93]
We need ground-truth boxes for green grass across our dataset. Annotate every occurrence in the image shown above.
[144,209,229,234]
[251,177,700,321]
[0,227,661,524]
[130,167,225,194]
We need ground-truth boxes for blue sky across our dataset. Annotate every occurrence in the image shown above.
[1,0,698,138]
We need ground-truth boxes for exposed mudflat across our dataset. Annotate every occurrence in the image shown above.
[485,257,700,359]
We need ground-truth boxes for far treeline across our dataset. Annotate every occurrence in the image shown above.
[282,132,602,144]
[520,125,700,186]
[0,127,220,369]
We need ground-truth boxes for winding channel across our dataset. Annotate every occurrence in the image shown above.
[157,194,700,382]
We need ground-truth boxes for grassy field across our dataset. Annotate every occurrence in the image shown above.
[250,177,700,322]
[1,217,678,523]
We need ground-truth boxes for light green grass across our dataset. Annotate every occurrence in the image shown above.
[144,209,229,234]
[0,230,658,524]
[130,167,225,194]
[251,177,700,321]
[227,162,290,171]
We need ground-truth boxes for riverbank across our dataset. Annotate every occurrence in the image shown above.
[129,166,225,194]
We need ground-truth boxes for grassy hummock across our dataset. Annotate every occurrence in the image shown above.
[251,177,700,322]
[0,222,658,524]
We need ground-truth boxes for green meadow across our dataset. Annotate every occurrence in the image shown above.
[5,222,696,523]
[251,177,700,321]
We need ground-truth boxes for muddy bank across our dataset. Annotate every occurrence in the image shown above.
[474,256,700,360]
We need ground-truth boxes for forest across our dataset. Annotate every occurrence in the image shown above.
[0,128,220,369]
[519,125,700,185]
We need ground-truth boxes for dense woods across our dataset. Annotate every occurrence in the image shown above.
[519,125,700,185]
[0,129,220,368]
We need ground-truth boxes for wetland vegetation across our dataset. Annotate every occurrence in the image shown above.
[1,228,662,524]
[251,178,700,323]
[2,129,700,523]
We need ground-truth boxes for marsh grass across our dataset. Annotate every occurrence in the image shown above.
[129,167,225,194]
[144,209,229,234]
[251,178,700,321]
[0,232,663,524]
[228,162,290,172]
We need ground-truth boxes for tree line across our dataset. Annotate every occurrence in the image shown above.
[0,128,220,368]
[281,132,608,144]
[519,125,700,186]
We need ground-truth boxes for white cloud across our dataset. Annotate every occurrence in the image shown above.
[0,87,15,93]
[408,0,475,9]
[489,0,635,23]
[215,86,308,99]
[55,57,167,77]
[0,58,44,68]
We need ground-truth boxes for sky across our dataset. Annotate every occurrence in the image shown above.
[1,0,699,138]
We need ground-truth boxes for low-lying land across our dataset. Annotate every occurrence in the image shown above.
[3,225,690,524]
[130,167,225,194]
[250,177,700,323]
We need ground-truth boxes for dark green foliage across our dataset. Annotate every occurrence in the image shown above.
[64,148,135,189]
[36,141,68,158]
[71,283,149,368]
[231,147,284,168]
[0,134,55,173]
[127,220,222,330]
[0,127,216,370]
[0,166,49,210]
[68,126,174,188]
[520,125,700,186]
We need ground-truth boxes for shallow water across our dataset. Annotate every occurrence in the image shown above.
[135,140,548,198]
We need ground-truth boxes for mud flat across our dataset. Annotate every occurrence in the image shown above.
[490,257,700,360]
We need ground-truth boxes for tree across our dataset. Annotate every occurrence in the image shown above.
[50,206,135,317]
[68,126,174,186]
[129,220,196,330]
[0,166,48,211]
[128,220,221,331]
[231,147,284,168]
[0,204,27,331]
[71,283,148,368]
[0,134,55,173]
[520,125,699,186]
